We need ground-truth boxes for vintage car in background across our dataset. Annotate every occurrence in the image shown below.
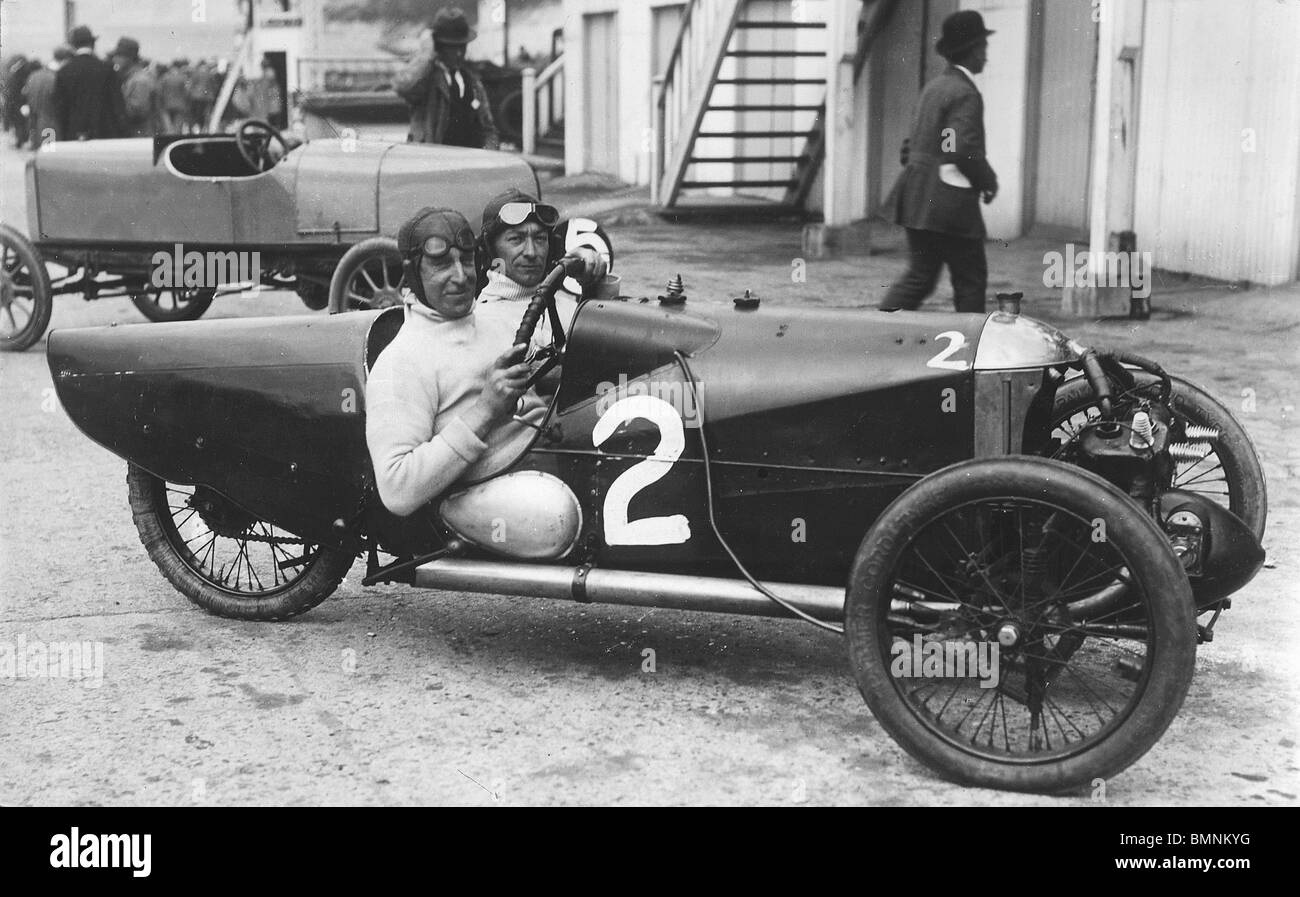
[47,255,1267,792]
[0,119,537,351]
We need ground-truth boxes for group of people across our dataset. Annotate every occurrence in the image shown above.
[0,24,281,150]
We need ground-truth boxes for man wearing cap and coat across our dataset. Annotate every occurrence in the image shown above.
[394,7,499,150]
[22,49,69,149]
[112,37,161,138]
[880,10,999,314]
[55,25,123,140]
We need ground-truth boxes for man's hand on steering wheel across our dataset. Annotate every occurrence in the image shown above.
[236,118,289,173]
[512,250,606,391]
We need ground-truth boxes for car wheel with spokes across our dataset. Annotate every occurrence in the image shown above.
[845,457,1196,794]
[328,237,406,313]
[127,464,355,620]
[0,222,53,352]
[1049,372,1266,538]
[130,286,216,323]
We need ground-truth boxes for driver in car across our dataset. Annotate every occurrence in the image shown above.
[474,188,578,349]
[365,207,543,517]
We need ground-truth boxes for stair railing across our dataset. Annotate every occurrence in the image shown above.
[522,53,565,156]
[653,0,746,206]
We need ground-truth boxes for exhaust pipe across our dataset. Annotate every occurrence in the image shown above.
[413,558,847,622]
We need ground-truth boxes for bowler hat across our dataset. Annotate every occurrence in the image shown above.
[935,10,994,59]
[67,25,97,48]
[431,7,475,45]
[110,37,141,59]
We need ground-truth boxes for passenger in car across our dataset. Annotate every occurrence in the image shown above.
[365,207,544,517]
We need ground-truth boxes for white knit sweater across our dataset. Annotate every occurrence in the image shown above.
[365,298,547,516]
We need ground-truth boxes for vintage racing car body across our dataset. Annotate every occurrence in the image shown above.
[48,281,1268,793]
[1,128,536,350]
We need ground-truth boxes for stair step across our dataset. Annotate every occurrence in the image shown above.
[690,155,805,164]
[707,104,822,112]
[656,202,810,221]
[680,179,798,188]
[734,21,827,29]
[697,130,812,138]
[726,50,824,57]
[715,77,827,85]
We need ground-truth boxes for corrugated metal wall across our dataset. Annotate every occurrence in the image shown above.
[1135,0,1300,285]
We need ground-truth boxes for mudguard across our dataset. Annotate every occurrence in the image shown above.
[47,312,385,547]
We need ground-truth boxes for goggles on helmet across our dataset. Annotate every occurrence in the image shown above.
[496,201,559,228]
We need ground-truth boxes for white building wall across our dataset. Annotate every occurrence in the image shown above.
[564,0,663,182]
[959,0,1031,241]
[1134,0,1300,285]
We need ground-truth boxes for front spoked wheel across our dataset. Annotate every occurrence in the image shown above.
[846,457,1196,793]
[328,237,406,313]
[127,464,354,620]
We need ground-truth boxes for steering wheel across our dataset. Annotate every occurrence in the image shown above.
[514,263,571,392]
[236,119,289,173]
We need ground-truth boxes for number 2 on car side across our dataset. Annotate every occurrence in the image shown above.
[592,395,692,546]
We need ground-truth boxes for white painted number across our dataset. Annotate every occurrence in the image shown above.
[562,218,611,295]
[592,396,691,546]
[926,331,970,371]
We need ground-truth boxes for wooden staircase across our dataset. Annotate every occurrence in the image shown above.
[655,0,829,215]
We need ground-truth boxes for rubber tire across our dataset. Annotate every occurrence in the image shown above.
[0,222,53,352]
[127,464,354,621]
[1052,372,1267,539]
[328,237,404,314]
[131,287,216,323]
[844,456,1197,794]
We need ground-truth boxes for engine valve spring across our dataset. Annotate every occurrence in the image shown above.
[1169,443,1213,463]
[1022,545,1050,578]
[1129,411,1155,449]
[1182,423,1220,441]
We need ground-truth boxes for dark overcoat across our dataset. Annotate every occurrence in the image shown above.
[884,65,998,239]
[54,53,123,140]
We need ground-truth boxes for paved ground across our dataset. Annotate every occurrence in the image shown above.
[2,139,1298,805]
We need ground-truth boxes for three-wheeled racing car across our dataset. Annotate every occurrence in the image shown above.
[46,258,1266,793]
[0,119,536,351]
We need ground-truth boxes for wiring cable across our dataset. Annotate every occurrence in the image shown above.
[673,350,845,635]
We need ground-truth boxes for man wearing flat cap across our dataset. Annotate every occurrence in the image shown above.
[394,7,500,150]
[881,10,999,314]
[55,25,124,140]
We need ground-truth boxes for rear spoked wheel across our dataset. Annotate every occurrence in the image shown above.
[845,457,1196,793]
[0,222,53,352]
[130,286,216,322]
[127,464,354,620]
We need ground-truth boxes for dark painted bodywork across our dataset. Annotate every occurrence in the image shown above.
[49,300,989,584]
[48,314,375,547]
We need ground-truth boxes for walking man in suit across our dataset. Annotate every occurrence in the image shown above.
[880,10,998,314]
